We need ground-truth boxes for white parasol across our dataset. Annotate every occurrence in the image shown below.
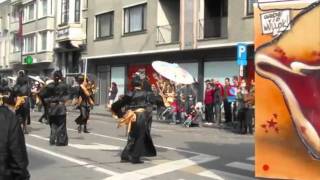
[28,75,45,84]
[152,61,195,84]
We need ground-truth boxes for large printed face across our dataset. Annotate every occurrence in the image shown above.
[256,3,320,159]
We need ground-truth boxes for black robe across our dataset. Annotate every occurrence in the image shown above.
[43,81,69,146]
[112,89,162,161]
[0,106,30,179]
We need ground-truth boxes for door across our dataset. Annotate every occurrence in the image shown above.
[98,72,108,105]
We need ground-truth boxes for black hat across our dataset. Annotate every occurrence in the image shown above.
[131,74,142,87]
[53,70,63,80]
[77,74,85,83]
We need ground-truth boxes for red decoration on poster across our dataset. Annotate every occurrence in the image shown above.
[261,114,279,134]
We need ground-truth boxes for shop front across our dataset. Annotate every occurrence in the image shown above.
[88,45,254,105]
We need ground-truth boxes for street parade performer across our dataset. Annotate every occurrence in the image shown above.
[43,70,69,146]
[111,73,162,164]
[37,79,53,124]
[0,76,14,108]
[74,74,95,133]
[12,70,31,134]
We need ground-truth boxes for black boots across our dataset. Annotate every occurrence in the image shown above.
[78,124,90,133]
[83,125,90,133]
[77,125,82,133]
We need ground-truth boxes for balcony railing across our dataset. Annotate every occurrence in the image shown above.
[198,17,228,40]
[156,24,180,44]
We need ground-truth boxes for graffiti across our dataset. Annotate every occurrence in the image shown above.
[255,1,320,179]
[261,10,291,35]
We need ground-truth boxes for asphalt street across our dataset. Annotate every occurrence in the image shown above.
[25,111,255,180]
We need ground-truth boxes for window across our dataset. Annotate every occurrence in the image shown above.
[12,34,20,52]
[23,34,35,53]
[246,0,256,16]
[42,0,48,17]
[61,0,69,24]
[75,0,81,22]
[39,31,47,51]
[24,2,36,22]
[124,4,147,33]
[96,12,113,39]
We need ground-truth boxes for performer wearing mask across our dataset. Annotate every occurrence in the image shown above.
[74,74,94,133]
[111,73,161,164]
[43,70,68,146]
[12,70,31,134]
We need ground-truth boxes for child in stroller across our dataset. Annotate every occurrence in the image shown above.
[183,103,203,127]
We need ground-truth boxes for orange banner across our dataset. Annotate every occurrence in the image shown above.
[254,0,320,179]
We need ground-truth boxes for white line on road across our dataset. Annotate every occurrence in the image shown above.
[26,144,119,176]
[198,169,255,180]
[31,120,210,156]
[28,134,121,151]
[226,162,254,172]
[67,128,205,156]
[103,154,219,180]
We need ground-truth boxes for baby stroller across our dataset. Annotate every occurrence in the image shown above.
[183,103,203,127]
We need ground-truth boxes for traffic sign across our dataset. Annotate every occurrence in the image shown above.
[237,43,247,66]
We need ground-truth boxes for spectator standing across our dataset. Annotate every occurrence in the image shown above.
[107,82,118,108]
[237,79,248,134]
[213,80,223,124]
[204,81,214,125]
[223,78,232,124]
[243,80,255,134]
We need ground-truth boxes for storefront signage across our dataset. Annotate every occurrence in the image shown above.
[57,28,69,38]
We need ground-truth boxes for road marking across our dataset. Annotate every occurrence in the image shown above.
[103,154,218,180]
[247,156,255,161]
[28,134,121,151]
[197,170,224,180]
[69,143,121,151]
[32,120,215,156]
[226,162,254,172]
[198,169,255,180]
[26,144,119,176]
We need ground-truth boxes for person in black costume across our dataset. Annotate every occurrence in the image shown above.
[0,105,30,180]
[111,73,161,164]
[12,71,31,134]
[37,80,53,124]
[43,70,69,146]
[74,74,92,133]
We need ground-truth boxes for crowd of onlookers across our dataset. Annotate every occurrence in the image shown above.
[152,75,255,134]
[204,77,255,134]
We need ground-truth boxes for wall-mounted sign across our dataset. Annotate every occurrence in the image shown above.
[261,10,291,36]
[57,28,69,38]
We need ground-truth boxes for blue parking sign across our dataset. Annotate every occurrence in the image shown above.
[237,43,247,65]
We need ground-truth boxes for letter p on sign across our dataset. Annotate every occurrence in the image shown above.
[237,43,247,66]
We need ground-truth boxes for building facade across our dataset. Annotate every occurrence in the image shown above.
[0,0,87,77]
[0,0,255,105]
[0,0,12,77]
[84,0,255,105]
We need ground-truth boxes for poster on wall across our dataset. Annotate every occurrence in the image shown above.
[254,0,320,179]
[127,64,158,90]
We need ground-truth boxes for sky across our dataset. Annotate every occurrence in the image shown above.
[0,0,6,3]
